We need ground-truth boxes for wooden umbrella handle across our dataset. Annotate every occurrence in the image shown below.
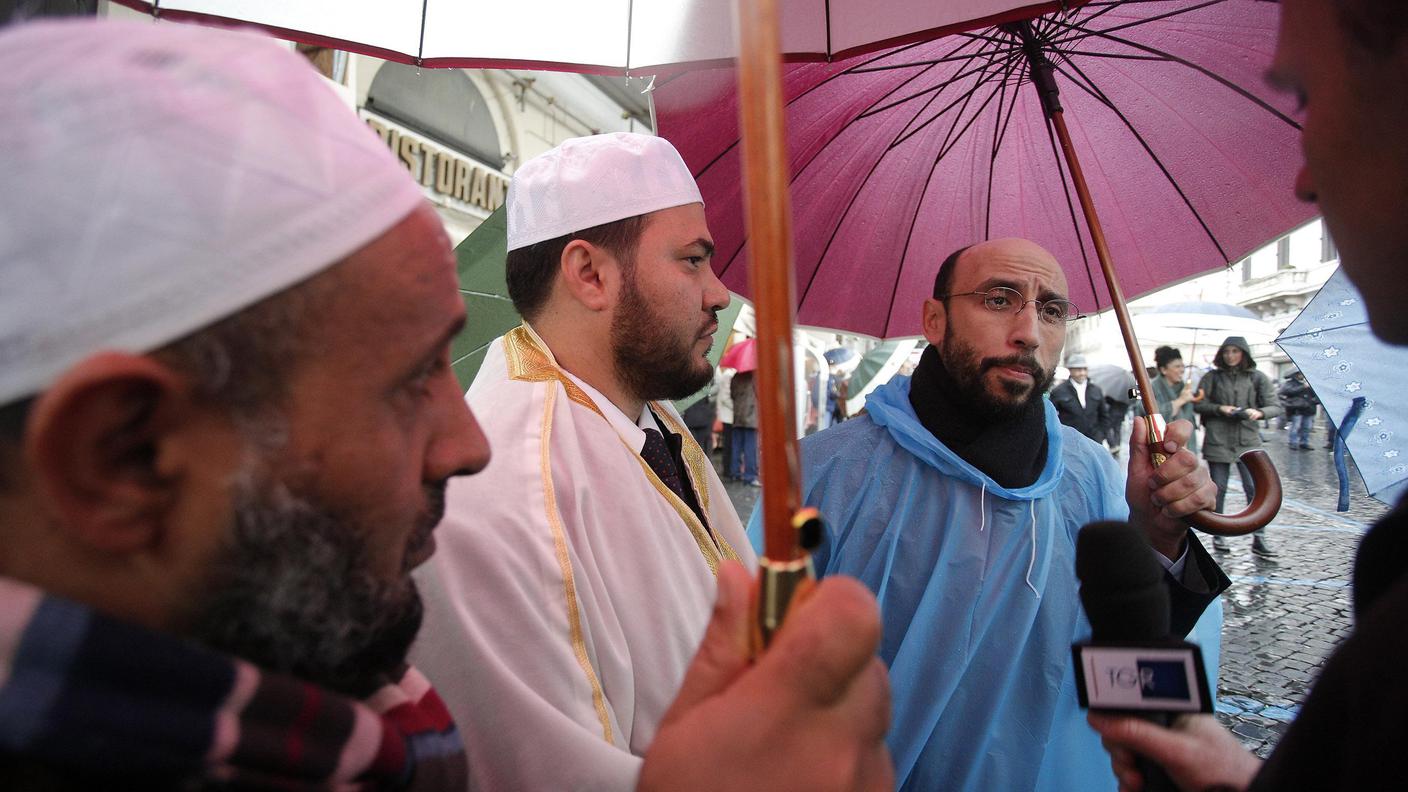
[1003,18,1284,537]
[1147,425,1283,536]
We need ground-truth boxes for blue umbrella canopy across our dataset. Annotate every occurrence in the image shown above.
[1277,268,1408,506]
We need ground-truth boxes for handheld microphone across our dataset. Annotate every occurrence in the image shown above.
[1074,522,1213,792]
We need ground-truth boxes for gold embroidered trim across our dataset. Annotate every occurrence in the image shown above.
[502,325,733,570]
[504,326,603,419]
[538,385,614,744]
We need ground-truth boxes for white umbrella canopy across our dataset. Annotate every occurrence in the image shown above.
[117,0,1074,73]
[1132,300,1278,351]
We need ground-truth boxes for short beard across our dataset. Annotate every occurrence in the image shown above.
[610,264,715,401]
[183,447,444,698]
[940,326,1054,420]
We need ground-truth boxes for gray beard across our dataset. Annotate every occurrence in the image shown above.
[183,452,441,698]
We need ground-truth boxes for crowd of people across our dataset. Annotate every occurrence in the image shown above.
[0,1,1404,790]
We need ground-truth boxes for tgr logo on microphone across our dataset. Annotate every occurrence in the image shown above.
[1072,644,1211,713]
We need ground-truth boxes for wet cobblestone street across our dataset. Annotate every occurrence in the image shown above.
[1202,425,1384,757]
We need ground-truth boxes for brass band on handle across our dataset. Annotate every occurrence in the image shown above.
[755,554,816,651]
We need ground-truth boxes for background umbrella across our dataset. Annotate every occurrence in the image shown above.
[1087,363,1135,402]
[843,339,920,416]
[451,205,517,389]
[655,0,1309,339]
[823,346,856,366]
[1134,300,1278,364]
[118,0,1076,73]
[719,336,759,372]
[1277,268,1408,509]
[449,204,744,413]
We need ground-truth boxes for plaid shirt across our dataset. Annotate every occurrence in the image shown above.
[0,577,467,789]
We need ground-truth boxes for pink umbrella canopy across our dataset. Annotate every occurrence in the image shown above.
[656,0,1313,338]
[719,337,759,372]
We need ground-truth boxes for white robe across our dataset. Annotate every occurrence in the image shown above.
[412,325,753,791]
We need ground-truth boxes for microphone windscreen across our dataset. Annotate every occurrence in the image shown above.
[1076,521,1170,642]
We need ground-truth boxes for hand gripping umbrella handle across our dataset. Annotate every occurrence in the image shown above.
[1145,417,1282,536]
[1005,21,1286,539]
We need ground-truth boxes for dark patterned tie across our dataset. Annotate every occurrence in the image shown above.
[641,427,689,503]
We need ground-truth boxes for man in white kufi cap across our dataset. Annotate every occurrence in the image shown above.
[0,16,486,789]
[0,21,891,792]
[414,133,868,790]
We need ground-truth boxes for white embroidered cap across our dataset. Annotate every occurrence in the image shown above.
[506,132,703,251]
[0,18,426,406]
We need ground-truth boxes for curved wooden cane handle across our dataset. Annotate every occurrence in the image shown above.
[1148,445,1282,537]
[1186,450,1282,536]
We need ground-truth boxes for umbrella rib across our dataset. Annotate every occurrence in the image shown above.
[693,37,990,185]
[985,56,1026,240]
[1059,0,1229,42]
[851,37,996,119]
[1040,107,1102,311]
[881,64,1018,336]
[846,45,1023,74]
[625,0,634,73]
[1044,17,1300,129]
[891,55,1014,153]
[1051,54,1230,261]
[453,342,493,366]
[850,58,1008,120]
[1276,321,1371,342]
[886,39,1019,151]
[1047,49,1167,61]
[416,0,429,65]
[792,40,1006,314]
[713,39,989,285]
[1043,0,1176,41]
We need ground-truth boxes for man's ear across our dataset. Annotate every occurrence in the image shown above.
[922,297,947,347]
[558,239,619,312]
[24,352,189,554]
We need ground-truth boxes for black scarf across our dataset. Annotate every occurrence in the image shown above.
[907,345,1049,488]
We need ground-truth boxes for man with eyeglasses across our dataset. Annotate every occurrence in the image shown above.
[754,237,1222,791]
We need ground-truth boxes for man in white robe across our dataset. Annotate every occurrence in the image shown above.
[751,239,1227,791]
[413,133,805,789]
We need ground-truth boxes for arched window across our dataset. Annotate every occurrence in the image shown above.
[368,63,503,169]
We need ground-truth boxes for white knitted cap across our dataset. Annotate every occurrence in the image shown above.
[506,132,703,251]
[0,18,426,405]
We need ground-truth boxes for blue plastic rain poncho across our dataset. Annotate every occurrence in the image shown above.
[752,375,1129,791]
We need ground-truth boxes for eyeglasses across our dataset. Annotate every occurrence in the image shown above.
[938,286,1083,324]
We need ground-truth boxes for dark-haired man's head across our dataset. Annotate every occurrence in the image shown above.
[503,134,729,410]
[923,239,1066,418]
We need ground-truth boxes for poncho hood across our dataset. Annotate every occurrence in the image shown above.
[865,375,1067,501]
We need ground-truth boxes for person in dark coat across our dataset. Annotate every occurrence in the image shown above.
[1279,370,1319,450]
[1049,354,1109,443]
[1193,336,1282,556]
[1087,3,1408,790]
